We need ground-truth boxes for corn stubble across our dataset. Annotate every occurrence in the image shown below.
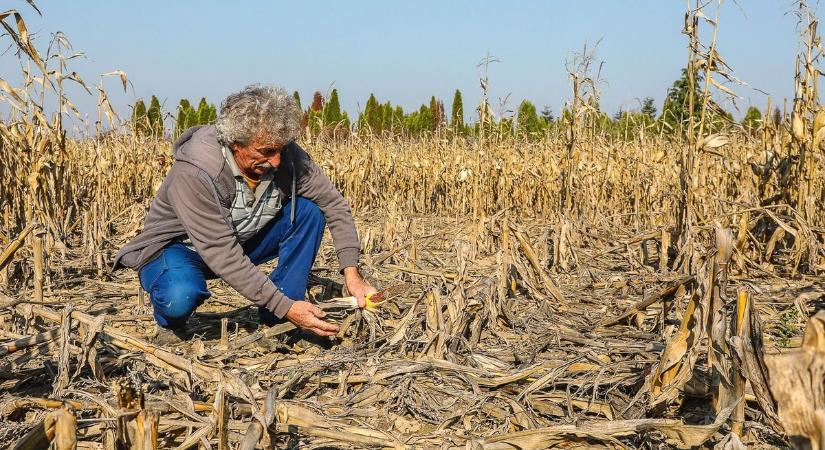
[2,1,825,449]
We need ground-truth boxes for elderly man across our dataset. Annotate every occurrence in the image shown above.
[114,85,376,343]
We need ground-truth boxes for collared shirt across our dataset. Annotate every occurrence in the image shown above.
[221,145,283,243]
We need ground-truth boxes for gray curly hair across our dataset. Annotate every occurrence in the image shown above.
[215,85,301,146]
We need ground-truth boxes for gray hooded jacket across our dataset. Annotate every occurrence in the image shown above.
[113,125,359,318]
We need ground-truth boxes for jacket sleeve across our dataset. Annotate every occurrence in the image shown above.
[290,145,361,270]
[166,163,295,318]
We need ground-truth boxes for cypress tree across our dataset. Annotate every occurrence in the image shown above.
[174,99,191,137]
[185,107,199,133]
[364,94,381,132]
[147,95,164,137]
[451,89,464,132]
[196,97,210,125]
[323,89,342,127]
[131,99,148,135]
[308,91,325,135]
[292,91,302,111]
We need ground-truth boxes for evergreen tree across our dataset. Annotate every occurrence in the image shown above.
[742,106,762,129]
[174,99,191,137]
[146,95,164,137]
[660,68,729,134]
[131,99,148,135]
[405,103,434,134]
[308,91,325,135]
[380,102,394,132]
[363,94,381,132]
[451,89,464,131]
[641,97,657,119]
[292,91,302,111]
[185,107,199,134]
[323,89,342,126]
[196,97,211,125]
[516,100,542,136]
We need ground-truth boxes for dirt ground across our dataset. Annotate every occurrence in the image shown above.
[1,214,818,448]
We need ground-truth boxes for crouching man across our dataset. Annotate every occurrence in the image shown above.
[113,85,376,343]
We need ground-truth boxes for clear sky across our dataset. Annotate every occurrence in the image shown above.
[4,1,806,127]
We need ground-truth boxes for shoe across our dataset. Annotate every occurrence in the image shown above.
[150,326,193,347]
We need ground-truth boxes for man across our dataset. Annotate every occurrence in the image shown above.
[113,85,377,343]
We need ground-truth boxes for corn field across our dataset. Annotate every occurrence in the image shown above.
[3,1,825,449]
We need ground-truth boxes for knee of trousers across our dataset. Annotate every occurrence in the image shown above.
[151,282,208,320]
[294,197,326,226]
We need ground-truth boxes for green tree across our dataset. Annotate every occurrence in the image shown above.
[185,107,199,133]
[131,99,149,135]
[451,89,464,133]
[641,97,657,119]
[292,91,302,111]
[146,95,164,137]
[362,93,382,132]
[174,99,191,137]
[196,97,212,125]
[661,68,729,135]
[742,106,762,130]
[323,89,342,126]
[517,100,542,136]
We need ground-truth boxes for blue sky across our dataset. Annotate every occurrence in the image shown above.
[4,1,805,127]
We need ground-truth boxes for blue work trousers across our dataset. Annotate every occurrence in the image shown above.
[138,197,325,329]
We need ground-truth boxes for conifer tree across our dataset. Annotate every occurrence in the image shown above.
[308,91,325,135]
[742,106,762,130]
[185,107,199,133]
[196,97,211,125]
[292,91,302,111]
[641,97,657,119]
[364,94,381,132]
[174,99,191,137]
[131,99,148,135]
[323,89,342,127]
[380,102,394,132]
[451,89,464,132]
[517,100,542,136]
[146,95,164,137]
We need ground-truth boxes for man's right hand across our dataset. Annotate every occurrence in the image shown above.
[285,301,340,337]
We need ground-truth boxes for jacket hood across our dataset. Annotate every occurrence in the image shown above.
[172,125,226,178]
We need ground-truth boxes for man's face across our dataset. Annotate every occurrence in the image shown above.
[229,132,288,178]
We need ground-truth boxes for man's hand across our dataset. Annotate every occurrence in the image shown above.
[285,301,339,337]
[343,266,378,309]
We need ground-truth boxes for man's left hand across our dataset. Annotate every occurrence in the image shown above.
[343,266,378,309]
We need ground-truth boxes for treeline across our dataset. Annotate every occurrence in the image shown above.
[130,95,217,138]
[129,69,770,141]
